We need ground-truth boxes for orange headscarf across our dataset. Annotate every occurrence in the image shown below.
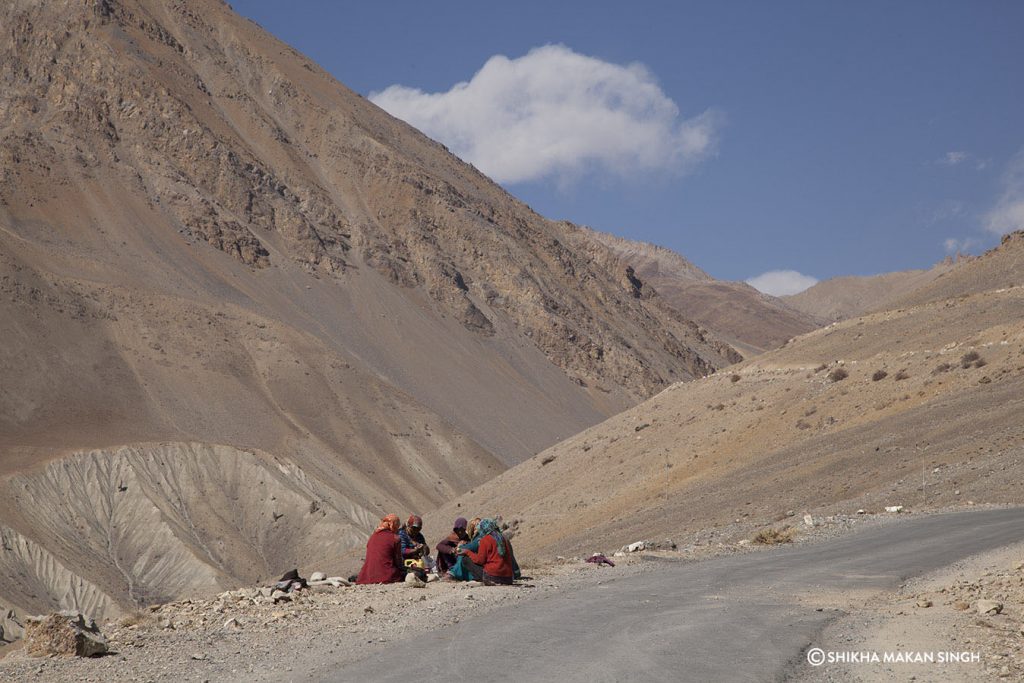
[376,514,400,533]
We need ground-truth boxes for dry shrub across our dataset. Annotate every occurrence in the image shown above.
[974,358,988,368]
[730,374,741,383]
[872,369,888,381]
[894,369,910,381]
[960,351,980,368]
[827,367,848,382]
[753,527,794,545]
[814,364,828,373]
[118,611,150,628]
[932,362,951,375]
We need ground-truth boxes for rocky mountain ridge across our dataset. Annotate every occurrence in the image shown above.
[585,228,822,354]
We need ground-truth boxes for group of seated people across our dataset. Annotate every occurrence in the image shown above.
[356,514,520,586]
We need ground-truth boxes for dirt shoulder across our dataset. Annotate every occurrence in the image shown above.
[791,540,1024,682]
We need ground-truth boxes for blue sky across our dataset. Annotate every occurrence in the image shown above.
[232,1,1024,294]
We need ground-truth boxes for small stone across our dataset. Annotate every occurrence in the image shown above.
[404,573,425,588]
[158,618,174,630]
[309,572,327,582]
[191,653,207,661]
[884,505,904,513]
[976,599,1003,615]
[916,599,933,608]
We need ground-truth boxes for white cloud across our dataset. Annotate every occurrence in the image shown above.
[939,151,969,166]
[746,270,819,297]
[935,150,989,171]
[370,44,720,185]
[943,237,980,254]
[984,148,1024,235]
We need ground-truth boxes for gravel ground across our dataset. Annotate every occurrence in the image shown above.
[0,505,1016,682]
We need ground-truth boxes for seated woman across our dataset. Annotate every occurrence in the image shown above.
[356,514,405,585]
[398,515,428,560]
[456,518,517,585]
[435,517,470,574]
[398,515,431,580]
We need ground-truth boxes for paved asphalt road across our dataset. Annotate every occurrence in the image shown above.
[320,508,1024,682]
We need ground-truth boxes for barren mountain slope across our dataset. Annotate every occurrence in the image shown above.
[889,231,1024,309]
[433,246,1024,557]
[586,228,822,354]
[785,261,954,321]
[0,0,739,626]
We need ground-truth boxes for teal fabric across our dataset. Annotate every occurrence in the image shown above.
[478,518,506,556]
[446,534,480,581]
[446,529,523,581]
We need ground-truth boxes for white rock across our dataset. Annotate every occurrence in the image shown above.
[623,540,652,553]
[803,514,815,527]
[223,617,242,631]
[884,505,904,513]
[309,572,327,582]
[404,573,425,588]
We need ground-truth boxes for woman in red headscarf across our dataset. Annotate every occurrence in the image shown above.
[356,514,405,585]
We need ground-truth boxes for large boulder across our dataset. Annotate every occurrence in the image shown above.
[24,611,107,658]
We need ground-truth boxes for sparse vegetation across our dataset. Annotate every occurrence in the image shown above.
[795,419,812,430]
[814,364,828,373]
[827,367,848,382]
[730,374,741,383]
[960,351,981,368]
[752,527,794,545]
[894,369,910,381]
[872,369,888,381]
[118,611,150,628]
[932,362,951,375]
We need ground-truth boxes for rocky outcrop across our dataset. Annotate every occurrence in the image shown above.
[23,612,107,658]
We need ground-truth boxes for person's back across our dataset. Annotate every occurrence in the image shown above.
[357,515,405,585]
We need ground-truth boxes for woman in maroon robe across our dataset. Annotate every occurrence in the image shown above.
[356,514,405,584]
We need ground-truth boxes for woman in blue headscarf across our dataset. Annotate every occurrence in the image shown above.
[452,517,520,585]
